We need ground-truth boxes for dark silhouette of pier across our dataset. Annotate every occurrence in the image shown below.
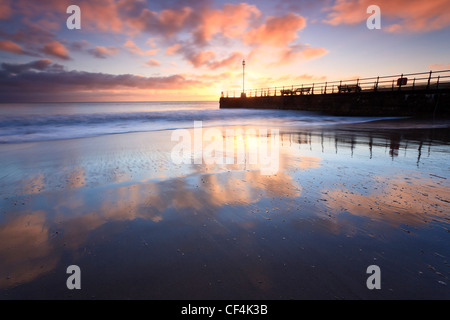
[220,70,450,117]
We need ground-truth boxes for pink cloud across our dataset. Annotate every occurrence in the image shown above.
[166,43,181,56]
[208,52,243,70]
[0,0,12,20]
[178,47,243,70]
[187,50,217,68]
[299,47,329,60]
[124,39,157,56]
[244,13,307,46]
[0,40,25,54]
[145,59,161,67]
[193,3,261,44]
[127,6,194,37]
[251,43,328,67]
[428,63,450,70]
[42,41,70,60]
[88,46,119,59]
[76,0,124,33]
[324,0,450,33]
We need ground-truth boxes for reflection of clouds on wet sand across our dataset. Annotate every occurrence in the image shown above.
[0,211,59,288]
[20,174,45,195]
[1,125,449,297]
[323,172,450,228]
[0,167,301,289]
[65,167,86,189]
[92,170,301,220]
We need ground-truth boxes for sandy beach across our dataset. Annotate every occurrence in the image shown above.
[1,119,449,300]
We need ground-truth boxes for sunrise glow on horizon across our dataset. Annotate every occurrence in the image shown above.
[0,0,449,102]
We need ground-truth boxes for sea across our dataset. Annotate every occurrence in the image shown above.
[0,101,404,144]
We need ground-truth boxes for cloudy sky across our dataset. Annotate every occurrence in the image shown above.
[0,0,449,102]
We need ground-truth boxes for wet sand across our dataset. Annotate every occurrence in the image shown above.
[0,119,449,300]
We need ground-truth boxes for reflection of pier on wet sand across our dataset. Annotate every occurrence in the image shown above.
[279,120,450,165]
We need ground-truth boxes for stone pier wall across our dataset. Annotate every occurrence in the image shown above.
[219,89,450,117]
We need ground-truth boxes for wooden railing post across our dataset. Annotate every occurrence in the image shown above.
[427,70,432,90]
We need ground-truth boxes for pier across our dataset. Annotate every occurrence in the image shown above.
[220,70,450,117]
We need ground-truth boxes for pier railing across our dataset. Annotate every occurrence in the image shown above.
[221,70,450,98]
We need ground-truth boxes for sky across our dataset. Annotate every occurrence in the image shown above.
[0,0,449,102]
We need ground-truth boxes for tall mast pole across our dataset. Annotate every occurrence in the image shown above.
[242,59,245,94]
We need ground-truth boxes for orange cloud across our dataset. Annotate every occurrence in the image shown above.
[0,0,12,20]
[42,41,70,60]
[79,0,124,33]
[187,50,217,68]
[208,51,243,70]
[429,63,450,70]
[166,43,181,55]
[145,58,161,67]
[278,44,329,64]
[244,13,307,46]
[324,0,450,33]
[88,46,119,59]
[124,39,157,56]
[194,3,261,44]
[127,6,193,37]
[299,46,329,60]
[0,40,24,54]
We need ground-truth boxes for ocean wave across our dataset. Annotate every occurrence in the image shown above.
[0,102,400,143]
